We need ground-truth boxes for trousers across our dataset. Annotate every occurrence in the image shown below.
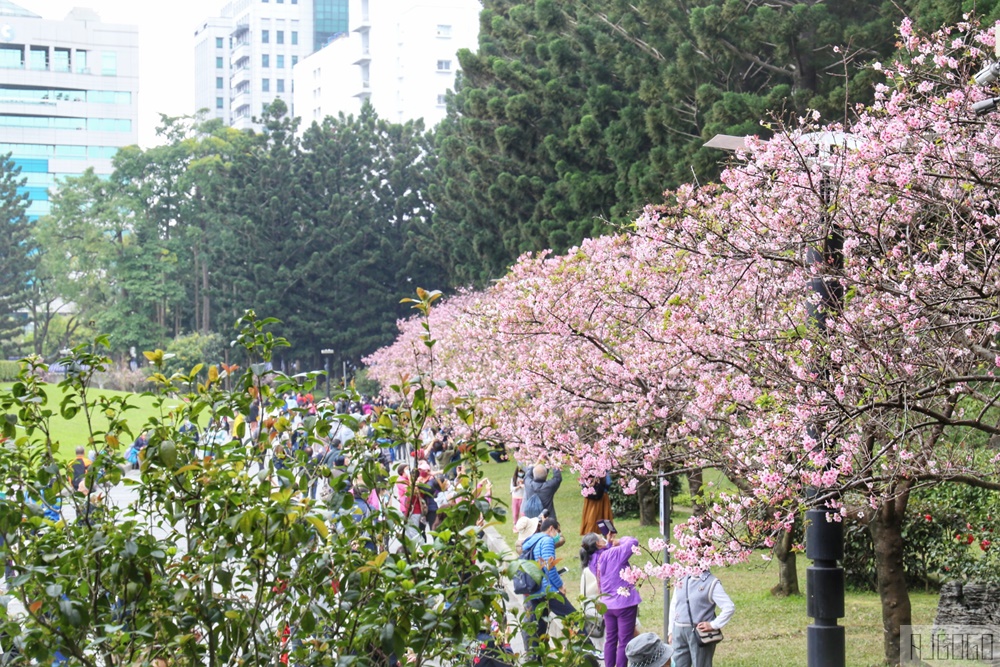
[604,604,639,667]
[671,624,718,667]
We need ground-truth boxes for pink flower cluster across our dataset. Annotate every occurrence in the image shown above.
[367,18,1000,579]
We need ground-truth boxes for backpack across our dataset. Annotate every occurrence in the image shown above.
[512,537,543,596]
[522,494,544,519]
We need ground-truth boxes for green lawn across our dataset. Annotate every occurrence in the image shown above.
[482,460,937,667]
[1,382,174,461]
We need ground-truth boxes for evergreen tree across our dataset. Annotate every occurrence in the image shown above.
[0,154,35,358]
[429,0,911,285]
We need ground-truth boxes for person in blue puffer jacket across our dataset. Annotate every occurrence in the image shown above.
[520,517,577,653]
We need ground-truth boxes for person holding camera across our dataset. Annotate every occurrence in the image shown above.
[581,532,642,667]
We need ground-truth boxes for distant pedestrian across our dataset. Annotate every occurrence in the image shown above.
[580,474,613,535]
[509,467,525,523]
[69,447,91,492]
[523,465,562,520]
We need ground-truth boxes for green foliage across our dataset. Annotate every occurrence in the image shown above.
[843,484,1000,591]
[0,360,21,382]
[0,302,593,666]
[608,478,641,519]
[34,107,450,367]
[429,0,909,285]
[353,367,381,397]
[0,153,35,358]
[162,331,225,378]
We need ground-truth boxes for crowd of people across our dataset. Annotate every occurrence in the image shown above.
[60,391,735,667]
[507,462,735,667]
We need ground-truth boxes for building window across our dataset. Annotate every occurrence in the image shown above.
[292,55,298,66]
[53,48,71,72]
[0,46,23,69]
[436,24,452,38]
[262,30,270,44]
[277,31,284,45]
[216,97,224,109]
[262,54,270,67]
[30,46,49,71]
[101,51,117,76]
[216,37,224,48]
[436,59,451,71]
[216,56,224,68]
[291,31,298,45]
[276,79,285,93]
[75,49,87,73]
[262,78,270,92]
[437,94,446,106]
[216,76,224,88]
[277,55,285,68]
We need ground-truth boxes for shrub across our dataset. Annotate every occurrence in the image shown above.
[161,331,225,378]
[0,359,21,382]
[843,484,1000,591]
[609,478,641,519]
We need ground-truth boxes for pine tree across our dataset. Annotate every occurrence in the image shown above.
[0,154,35,359]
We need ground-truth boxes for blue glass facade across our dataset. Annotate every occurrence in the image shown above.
[314,0,349,51]
[12,158,51,221]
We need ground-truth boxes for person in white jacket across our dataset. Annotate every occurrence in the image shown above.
[667,571,734,667]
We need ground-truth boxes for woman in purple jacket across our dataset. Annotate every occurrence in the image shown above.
[581,532,642,667]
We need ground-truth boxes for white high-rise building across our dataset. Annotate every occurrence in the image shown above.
[194,16,233,124]
[292,0,480,129]
[194,0,350,131]
[0,1,139,220]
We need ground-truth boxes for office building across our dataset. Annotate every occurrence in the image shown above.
[0,2,139,220]
[194,0,349,131]
[292,0,480,128]
[194,16,234,124]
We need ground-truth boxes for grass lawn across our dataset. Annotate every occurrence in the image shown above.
[1,382,175,461]
[482,460,937,667]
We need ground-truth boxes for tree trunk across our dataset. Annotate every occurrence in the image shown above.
[193,249,201,333]
[870,487,912,666]
[637,476,657,526]
[202,259,210,334]
[687,468,704,515]
[771,526,800,596]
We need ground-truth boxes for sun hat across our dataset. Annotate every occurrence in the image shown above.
[514,515,540,542]
[626,633,673,667]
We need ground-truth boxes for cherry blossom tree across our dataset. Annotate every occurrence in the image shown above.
[369,17,1000,665]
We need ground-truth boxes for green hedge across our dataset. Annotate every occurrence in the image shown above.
[0,360,22,382]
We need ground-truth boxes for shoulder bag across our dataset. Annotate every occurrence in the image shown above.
[686,576,724,646]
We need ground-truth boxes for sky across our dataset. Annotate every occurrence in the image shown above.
[18,0,216,147]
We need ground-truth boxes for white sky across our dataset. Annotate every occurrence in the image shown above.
[18,0,215,147]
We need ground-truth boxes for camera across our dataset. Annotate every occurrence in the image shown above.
[973,96,1000,116]
[975,61,1000,87]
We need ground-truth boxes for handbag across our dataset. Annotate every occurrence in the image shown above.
[512,541,541,595]
[685,576,724,646]
[583,617,606,638]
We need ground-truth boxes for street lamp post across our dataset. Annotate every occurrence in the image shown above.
[659,475,672,638]
[321,349,335,399]
[706,133,850,667]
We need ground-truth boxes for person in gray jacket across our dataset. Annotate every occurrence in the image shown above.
[667,570,735,667]
[523,465,562,521]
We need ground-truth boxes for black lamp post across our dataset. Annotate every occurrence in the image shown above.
[321,348,334,399]
[706,132,849,667]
